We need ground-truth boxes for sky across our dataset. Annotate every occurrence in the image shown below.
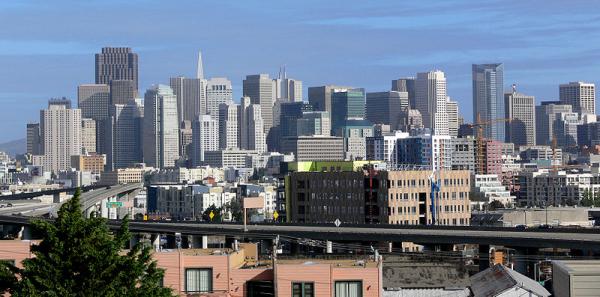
[1,0,600,142]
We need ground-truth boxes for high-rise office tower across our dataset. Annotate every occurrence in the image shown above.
[192,115,219,166]
[505,89,536,146]
[95,47,138,90]
[391,78,416,108]
[180,120,193,161]
[279,102,314,139]
[331,88,366,136]
[274,67,303,102]
[243,74,275,136]
[206,77,233,117]
[415,70,449,135]
[38,99,82,173]
[238,96,267,153]
[472,64,505,141]
[308,85,353,114]
[26,123,41,155]
[109,80,137,105]
[81,118,97,154]
[297,111,331,136]
[366,91,408,129]
[218,102,239,150]
[105,100,143,170]
[559,82,596,114]
[169,76,207,123]
[77,84,110,120]
[535,102,572,146]
[399,109,424,132]
[143,85,180,168]
[554,112,581,148]
[446,98,459,137]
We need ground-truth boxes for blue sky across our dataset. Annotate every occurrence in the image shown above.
[1,0,600,142]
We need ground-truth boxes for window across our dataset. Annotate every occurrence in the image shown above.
[185,268,212,293]
[292,282,314,297]
[335,281,362,297]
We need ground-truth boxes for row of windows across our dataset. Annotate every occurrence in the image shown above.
[389,192,469,200]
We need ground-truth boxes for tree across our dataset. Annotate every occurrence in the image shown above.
[581,190,594,207]
[488,200,505,211]
[0,189,175,297]
[224,199,243,222]
[202,204,223,222]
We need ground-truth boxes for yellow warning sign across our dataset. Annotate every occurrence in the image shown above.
[273,210,279,220]
[209,211,215,221]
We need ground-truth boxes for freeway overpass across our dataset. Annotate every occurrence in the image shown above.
[2,215,600,250]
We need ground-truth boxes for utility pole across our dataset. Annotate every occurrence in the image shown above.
[272,235,279,297]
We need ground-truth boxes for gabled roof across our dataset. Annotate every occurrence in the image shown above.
[470,264,550,297]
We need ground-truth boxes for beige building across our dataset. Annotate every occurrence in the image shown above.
[81,118,96,154]
[71,154,106,174]
[280,136,344,161]
[387,170,471,225]
[100,168,147,185]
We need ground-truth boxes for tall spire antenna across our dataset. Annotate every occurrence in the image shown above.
[284,64,287,79]
[278,66,282,79]
[197,51,204,80]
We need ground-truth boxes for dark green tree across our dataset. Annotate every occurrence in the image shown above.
[224,200,243,222]
[202,204,223,222]
[487,200,505,211]
[0,189,174,297]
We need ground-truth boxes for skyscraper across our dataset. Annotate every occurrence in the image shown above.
[297,111,331,136]
[26,123,41,155]
[169,76,207,123]
[415,70,448,135]
[446,99,459,137]
[109,80,137,105]
[242,74,275,135]
[105,100,144,170]
[391,78,416,108]
[206,77,233,117]
[218,102,239,150]
[143,85,180,168]
[535,102,572,146]
[238,96,267,153]
[366,91,408,129]
[274,67,303,102]
[77,84,110,120]
[505,90,536,146]
[192,115,219,166]
[559,82,596,114]
[472,64,505,141]
[81,118,96,154]
[180,120,193,161]
[95,47,138,90]
[38,99,82,173]
[279,102,314,139]
[331,88,366,136]
[308,85,353,114]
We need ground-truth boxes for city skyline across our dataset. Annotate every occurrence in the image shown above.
[2,0,600,142]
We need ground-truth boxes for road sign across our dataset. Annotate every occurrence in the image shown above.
[106,201,123,208]
[273,210,279,220]
[334,218,341,227]
[209,211,215,221]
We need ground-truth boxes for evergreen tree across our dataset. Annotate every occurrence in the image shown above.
[202,204,223,222]
[0,189,175,297]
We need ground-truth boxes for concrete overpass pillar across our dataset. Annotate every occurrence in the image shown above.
[18,226,32,240]
[151,234,160,251]
[479,244,490,272]
[513,247,537,277]
[202,235,208,249]
[326,241,333,254]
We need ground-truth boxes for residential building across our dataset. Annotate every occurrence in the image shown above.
[554,112,581,149]
[560,81,596,114]
[169,76,207,123]
[553,260,600,297]
[99,167,146,185]
[476,139,503,175]
[71,154,106,174]
[95,47,138,90]
[396,133,453,171]
[535,102,572,146]
[415,70,448,135]
[206,77,233,117]
[505,90,536,146]
[105,100,143,170]
[366,131,409,168]
[218,102,239,149]
[147,184,235,220]
[339,119,373,160]
[517,171,600,206]
[451,138,475,171]
[519,145,562,166]
[307,85,353,115]
[366,91,408,129]
[387,170,471,225]
[391,77,416,108]
[243,74,275,135]
[471,174,516,209]
[38,99,82,173]
[143,85,180,168]
[472,63,505,141]
[280,136,344,162]
[331,88,366,135]
[192,115,219,166]
[203,149,258,168]
[149,167,225,184]
[471,265,550,297]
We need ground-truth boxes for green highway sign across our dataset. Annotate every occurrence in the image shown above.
[106,201,123,208]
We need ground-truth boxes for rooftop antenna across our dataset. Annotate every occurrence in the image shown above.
[512,84,517,94]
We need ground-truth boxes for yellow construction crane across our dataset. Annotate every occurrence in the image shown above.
[469,113,512,174]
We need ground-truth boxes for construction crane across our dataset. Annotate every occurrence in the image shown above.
[469,113,512,174]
